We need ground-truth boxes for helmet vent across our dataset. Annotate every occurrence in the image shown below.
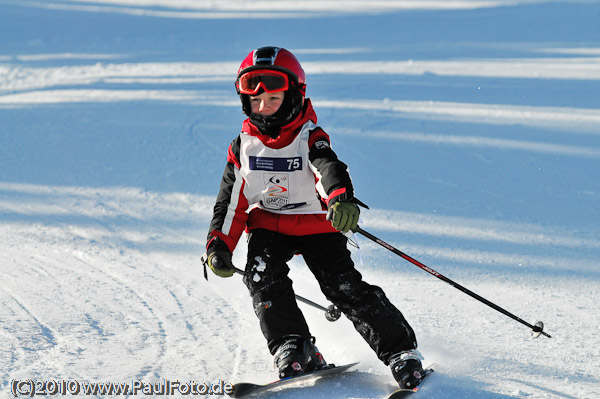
[253,46,281,65]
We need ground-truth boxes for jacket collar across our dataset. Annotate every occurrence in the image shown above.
[242,99,317,149]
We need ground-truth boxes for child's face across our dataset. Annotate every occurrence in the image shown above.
[250,91,285,117]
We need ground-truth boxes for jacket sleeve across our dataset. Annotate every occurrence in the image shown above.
[206,137,249,253]
[308,128,358,207]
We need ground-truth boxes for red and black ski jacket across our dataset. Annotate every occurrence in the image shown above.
[207,99,360,254]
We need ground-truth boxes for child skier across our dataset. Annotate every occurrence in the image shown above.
[203,46,425,389]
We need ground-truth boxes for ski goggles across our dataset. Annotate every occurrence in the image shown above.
[238,69,289,95]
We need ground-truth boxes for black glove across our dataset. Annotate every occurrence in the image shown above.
[327,201,360,233]
[208,250,235,277]
[203,239,235,278]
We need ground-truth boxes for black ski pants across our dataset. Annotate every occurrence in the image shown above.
[242,228,417,365]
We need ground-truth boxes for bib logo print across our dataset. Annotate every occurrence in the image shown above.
[263,173,290,209]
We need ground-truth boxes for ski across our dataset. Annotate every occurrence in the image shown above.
[387,364,435,398]
[229,362,359,398]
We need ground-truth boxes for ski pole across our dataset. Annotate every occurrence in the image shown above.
[233,267,341,322]
[353,226,551,339]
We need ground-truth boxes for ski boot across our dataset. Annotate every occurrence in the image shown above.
[389,349,425,389]
[273,335,327,378]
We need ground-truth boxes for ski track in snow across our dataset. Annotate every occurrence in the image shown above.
[1,1,600,398]
[1,182,599,398]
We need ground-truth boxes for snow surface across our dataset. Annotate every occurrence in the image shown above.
[1,0,599,398]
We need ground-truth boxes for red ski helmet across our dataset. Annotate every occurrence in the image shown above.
[235,47,307,135]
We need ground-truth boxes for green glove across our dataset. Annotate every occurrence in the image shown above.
[206,250,235,278]
[327,201,359,233]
